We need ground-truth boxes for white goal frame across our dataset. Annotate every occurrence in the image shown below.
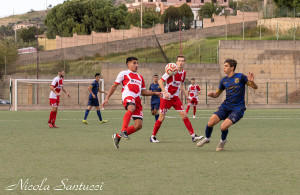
[10,79,104,111]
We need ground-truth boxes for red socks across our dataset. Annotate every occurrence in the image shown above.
[122,111,133,131]
[186,105,190,114]
[126,126,136,135]
[53,111,57,124]
[193,106,196,116]
[183,118,194,135]
[48,111,57,123]
[48,111,58,124]
[48,111,54,123]
[152,120,162,136]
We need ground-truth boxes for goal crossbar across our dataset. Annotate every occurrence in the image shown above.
[10,79,104,111]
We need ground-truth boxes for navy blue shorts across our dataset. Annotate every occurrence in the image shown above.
[151,102,160,111]
[87,98,99,107]
[214,105,245,124]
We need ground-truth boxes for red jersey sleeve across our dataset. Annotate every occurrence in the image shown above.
[197,85,200,91]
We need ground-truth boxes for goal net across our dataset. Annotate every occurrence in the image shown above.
[10,79,104,111]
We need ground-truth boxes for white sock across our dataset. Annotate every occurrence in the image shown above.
[191,133,195,137]
[206,138,210,141]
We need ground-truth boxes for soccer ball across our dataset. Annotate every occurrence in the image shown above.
[165,63,178,76]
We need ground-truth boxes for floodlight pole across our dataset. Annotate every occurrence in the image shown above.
[36,21,39,104]
[179,19,182,55]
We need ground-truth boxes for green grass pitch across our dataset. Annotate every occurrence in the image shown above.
[0,109,300,194]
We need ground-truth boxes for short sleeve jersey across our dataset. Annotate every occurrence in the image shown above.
[149,83,161,103]
[115,70,146,101]
[89,80,99,99]
[161,70,186,99]
[49,76,63,99]
[218,73,248,109]
[188,84,201,99]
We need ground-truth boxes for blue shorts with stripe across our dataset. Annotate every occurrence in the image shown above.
[214,104,246,124]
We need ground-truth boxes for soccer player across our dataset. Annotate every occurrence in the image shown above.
[83,73,108,125]
[150,55,203,143]
[102,57,161,149]
[197,59,258,151]
[48,70,70,128]
[186,78,201,118]
[149,74,161,121]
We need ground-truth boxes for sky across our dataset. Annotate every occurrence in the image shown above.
[0,0,65,18]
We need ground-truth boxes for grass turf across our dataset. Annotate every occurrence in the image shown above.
[0,109,300,194]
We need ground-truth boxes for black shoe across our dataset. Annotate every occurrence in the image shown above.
[112,134,120,149]
[118,130,130,140]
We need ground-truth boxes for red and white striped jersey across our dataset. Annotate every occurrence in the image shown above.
[49,76,64,99]
[115,70,146,101]
[188,84,201,100]
[161,70,186,99]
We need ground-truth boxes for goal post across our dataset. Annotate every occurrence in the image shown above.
[10,79,104,111]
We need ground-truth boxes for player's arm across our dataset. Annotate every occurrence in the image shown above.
[62,87,70,98]
[88,85,96,98]
[141,89,161,97]
[98,89,107,95]
[158,78,170,99]
[208,89,223,98]
[246,72,258,89]
[102,83,118,107]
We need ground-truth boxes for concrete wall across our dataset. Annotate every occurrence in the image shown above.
[258,18,300,32]
[219,40,300,104]
[14,21,257,67]
[203,10,261,28]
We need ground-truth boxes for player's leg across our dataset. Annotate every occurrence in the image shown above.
[186,102,191,114]
[173,97,203,142]
[216,109,244,151]
[51,106,59,128]
[96,106,108,124]
[113,98,142,149]
[197,105,229,147]
[83,105,92,124]
[151,98,168,143]
[153,106,159,121]
[193,100,197,118]
[177,110,203,142]
[51,98,60,128]
[48,105,55,128]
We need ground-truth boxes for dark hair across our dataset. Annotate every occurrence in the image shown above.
[224,59,237,71]
[191,78,195,80]
[58,69,64,73]
[153,74,158,77]
[95,73,100,77]
[176,55,185,61]
[126,57,138,64]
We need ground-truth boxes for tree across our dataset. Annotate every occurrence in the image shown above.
[198,1,224,18]
[273,0,299,9]
[0,39,18,76]
[128,7,161,28]
[18,26,45,43]
[178,4,194,29]
[44,0,130,38]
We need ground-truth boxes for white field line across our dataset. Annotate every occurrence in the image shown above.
[0,116,300,122]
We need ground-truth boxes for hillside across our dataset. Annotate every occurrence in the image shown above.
[0,10,48,26]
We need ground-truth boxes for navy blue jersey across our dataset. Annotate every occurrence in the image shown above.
[89,80,99,99]
[218,73,248,109]
[149,83,161,103]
